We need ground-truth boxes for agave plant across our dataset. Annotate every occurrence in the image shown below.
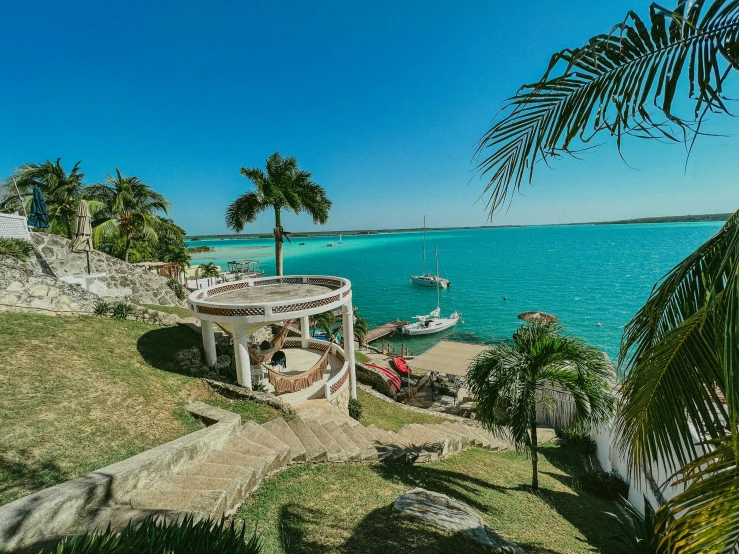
[476,1,739,550]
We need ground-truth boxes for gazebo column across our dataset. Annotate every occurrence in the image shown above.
[342,300,357,400]
[201,320,217,367]
[300,315,310,348]
[232,322,252,390]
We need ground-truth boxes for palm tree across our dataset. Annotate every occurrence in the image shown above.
[226,152,332,276]
[164,249,191,287]
[314,310,340,342]
[353,313,369,346]
[475,1,739,549]
[7,159,86,238]
[467,324,615,491]
[198,262,220,286]
[87,169,171,262]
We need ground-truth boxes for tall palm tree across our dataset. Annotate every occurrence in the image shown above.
[225,152,332,276]
[476,1,739,549]
[467,324,615,491]
[87,169,171,262]
[198,262,220,286]
[353,313,369,346]
[7,159,86,238]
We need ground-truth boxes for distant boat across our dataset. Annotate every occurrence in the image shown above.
[299,242,307,246]
[410,216,450,288]
[326,242,336,247]
[403,247,460,336]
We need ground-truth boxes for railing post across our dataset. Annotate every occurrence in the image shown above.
[301,315,309,348]
[342,297,357,400]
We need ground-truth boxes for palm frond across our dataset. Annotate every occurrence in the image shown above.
[618,209,739,475]
[657,435,739,553]
[226,192,267,232]
[477,0,739,215]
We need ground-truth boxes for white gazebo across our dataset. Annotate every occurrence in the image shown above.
[187,275,357,402]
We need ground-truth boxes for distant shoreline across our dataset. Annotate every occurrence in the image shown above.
[186,212,730,240]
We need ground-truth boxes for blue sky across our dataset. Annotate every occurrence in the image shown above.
[1,0,737,235]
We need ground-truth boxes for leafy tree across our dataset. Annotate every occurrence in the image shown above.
[226,152,332,275]
[87,168,171,262]
[466,324,615,491]
[353,312,369,345]
[198,262,220,286]
[475,1,739,549]
[313,309,368,346]
[5,159,87,238]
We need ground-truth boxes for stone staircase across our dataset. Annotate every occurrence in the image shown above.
[119,404,510,522]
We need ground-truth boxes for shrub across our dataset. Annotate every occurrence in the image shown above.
[49,514,262,553]
[167,277,187,300]
[605,496,660,553]
[576,463,628,499]
[348,398,363,421]
[0,238,33,261]
[111,302,134,320]
[93,300,111,316]
[556,426,597,457]
[252,379,268,392]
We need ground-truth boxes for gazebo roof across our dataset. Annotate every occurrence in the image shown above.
[188,275,351,325]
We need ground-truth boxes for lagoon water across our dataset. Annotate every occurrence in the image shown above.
[187,222,723,365]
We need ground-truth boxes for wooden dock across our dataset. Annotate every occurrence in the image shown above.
[365,319,409,343]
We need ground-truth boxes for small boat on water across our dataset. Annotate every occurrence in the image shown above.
[403,247,461,336]
[299,242,307,246]
[411,216,450,288]
[390,357,412,375]
[326,242,335,247]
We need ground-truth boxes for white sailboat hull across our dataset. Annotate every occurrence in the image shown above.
[411,274,450,288]
[402,313,460,335]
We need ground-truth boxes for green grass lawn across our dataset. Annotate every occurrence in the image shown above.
[354,351,371,363]
[139,303,193,319]
[357,388,450,431]
[237,444,626,554]
[0,312,272,506]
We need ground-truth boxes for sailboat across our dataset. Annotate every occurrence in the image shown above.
[410,216,450,288]
[403,247,461,336]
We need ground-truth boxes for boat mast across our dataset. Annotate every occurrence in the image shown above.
[422,216,426,274]
[435,246,440,311]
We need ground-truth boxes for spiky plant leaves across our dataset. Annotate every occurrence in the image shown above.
[477,0,739,215]
[49,514,262,553]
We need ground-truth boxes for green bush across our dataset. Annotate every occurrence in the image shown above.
[0,238,33,261]
[167,277,187,300]
[348,398,363,421]
[576,463,628,499]
[50,514,262,553]
[93,300,112,316]
[252,379,268,392]
[556,426,597,456]
[111,302,134,320]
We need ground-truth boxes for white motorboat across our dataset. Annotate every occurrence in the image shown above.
[410,216,450,288]
[403,247,461,336]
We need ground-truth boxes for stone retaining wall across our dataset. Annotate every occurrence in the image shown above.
[31,233,185,306]
[0,256,98,314]
[356,362,397,399]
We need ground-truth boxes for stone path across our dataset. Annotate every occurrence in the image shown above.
[103,403,512,524]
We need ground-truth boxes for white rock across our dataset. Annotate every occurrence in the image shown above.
[393,488,523,553]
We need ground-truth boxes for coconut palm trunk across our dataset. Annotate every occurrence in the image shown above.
[274,206,284,276]
[529,408,539,491]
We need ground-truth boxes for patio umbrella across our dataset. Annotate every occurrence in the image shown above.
[27,187,49,229]
[70,200,94,274]
[518,311,558,324]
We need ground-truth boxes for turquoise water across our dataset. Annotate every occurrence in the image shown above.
[187,222,723,364]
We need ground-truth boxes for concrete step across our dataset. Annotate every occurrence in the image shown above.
[366,424,394,445]
[351,422,381,446]
[397,426,445,460]
[363,425,405,460]
[179,462,256,483]
[262,418,307,463]
[452,422,505,450]
[156,474,253,516]
[129,489,227,520]
[241,420,291,466]
[339,422,377,461]
[305,419,346,462]
[82,506,197,533]
[424,425,464,452]
[288,417,328,462]
[323,421,361,461]
[441,421,485,448]
[205,451,271,479]
[222,436,282,473]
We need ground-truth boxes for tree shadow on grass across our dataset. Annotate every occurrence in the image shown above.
[136,325,203,377]
[0,450,69,505]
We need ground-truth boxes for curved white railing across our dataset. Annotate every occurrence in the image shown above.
[324,342,349,400]
[188,275,352,324]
